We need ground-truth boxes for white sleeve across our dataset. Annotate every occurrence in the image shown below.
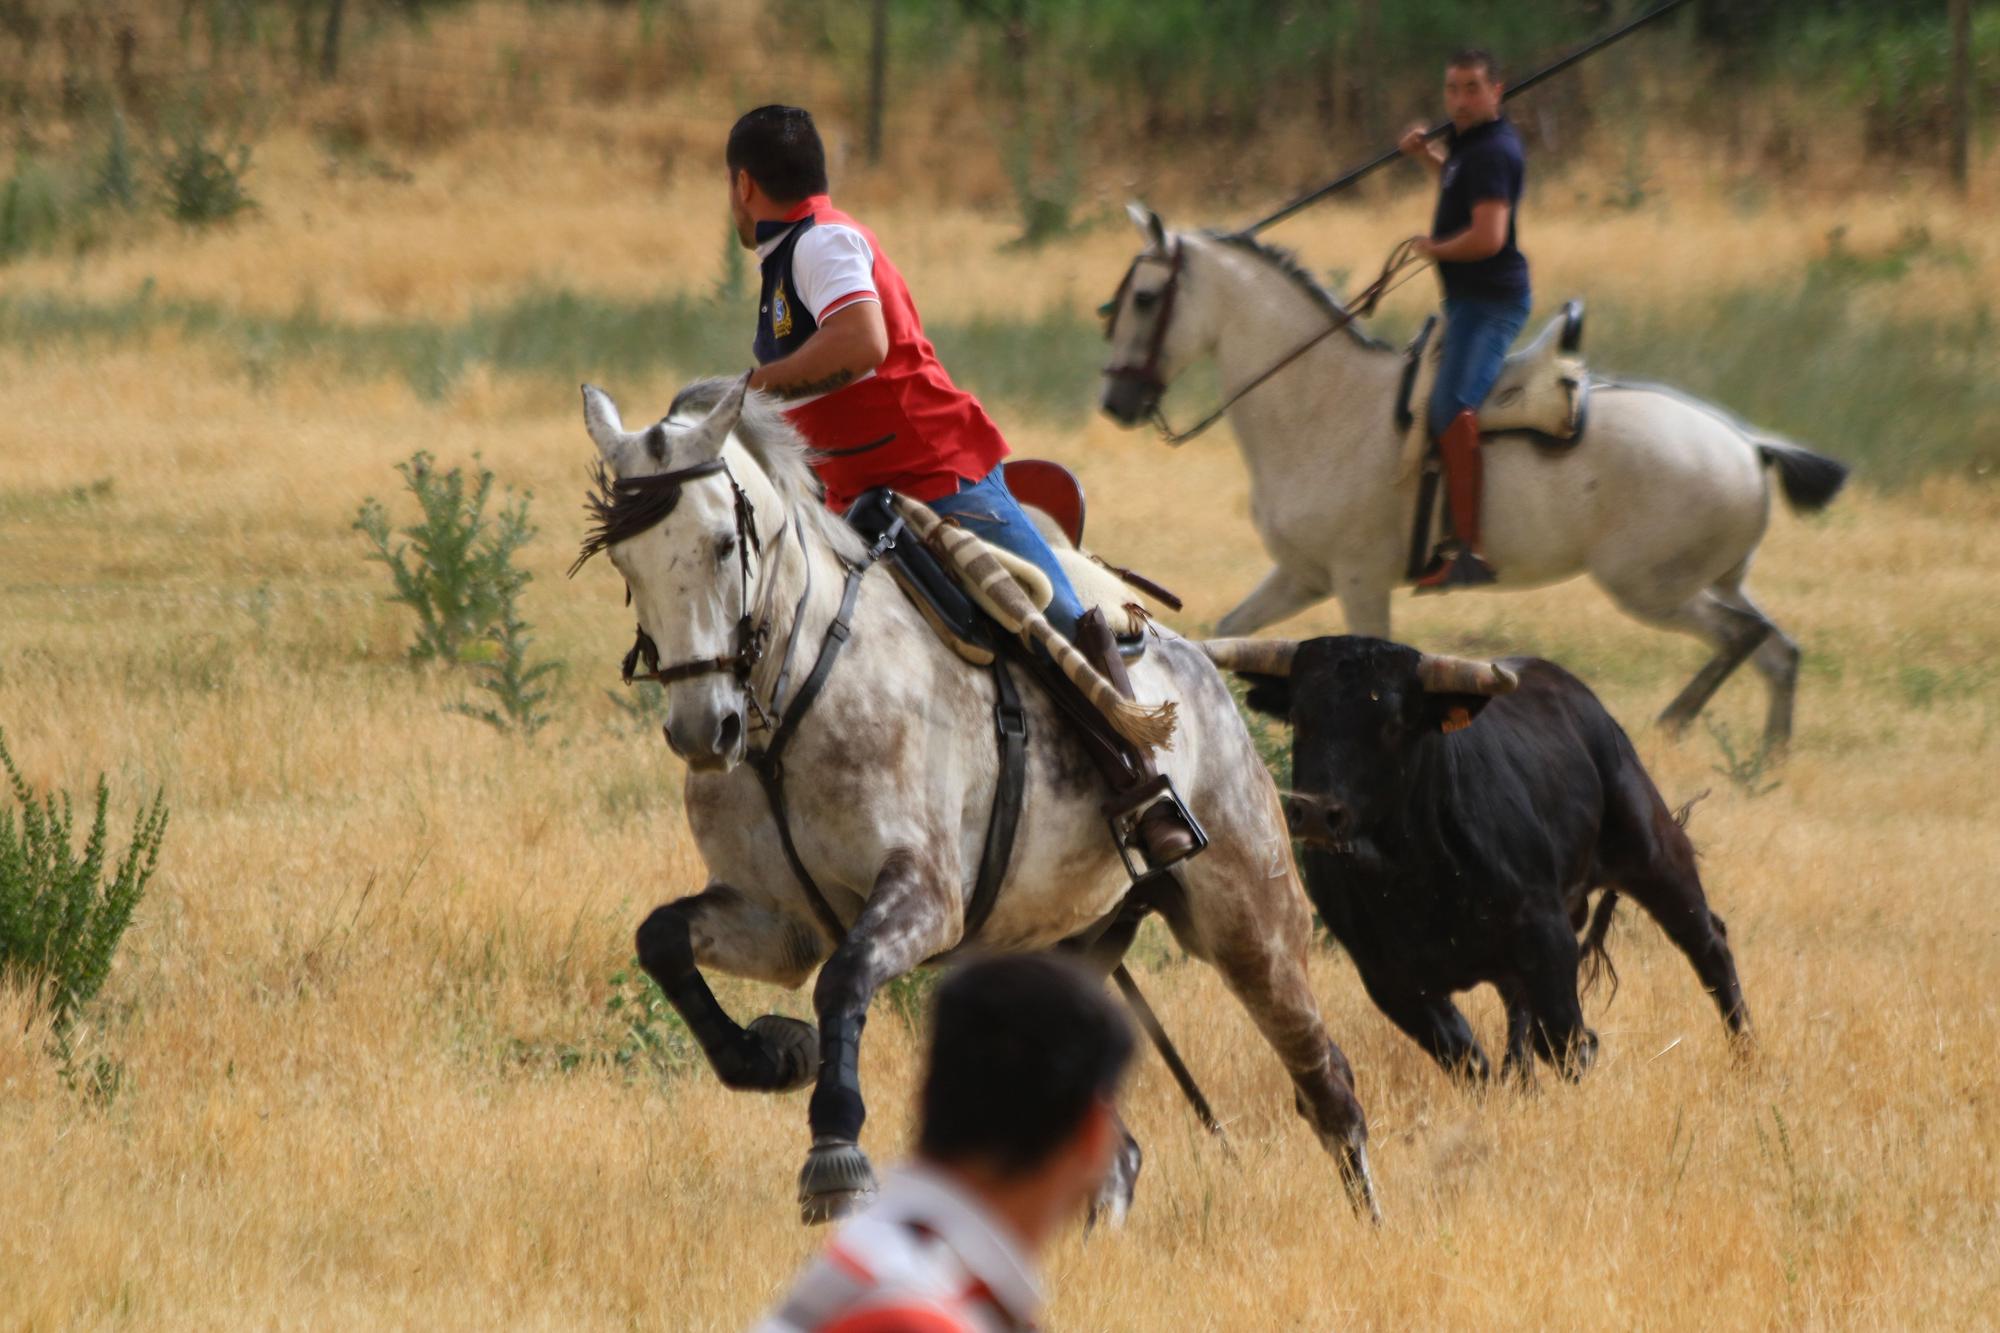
[791,224,879,325]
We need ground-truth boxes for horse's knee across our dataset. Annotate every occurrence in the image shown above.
[636,904,693,980]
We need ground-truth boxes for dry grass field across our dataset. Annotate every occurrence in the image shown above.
[4,103,1999,1330]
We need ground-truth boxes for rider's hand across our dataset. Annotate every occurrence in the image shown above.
[1408,235,1436,259]
[1398,124,1432,159]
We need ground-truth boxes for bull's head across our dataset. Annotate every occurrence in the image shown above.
[1205,635,1518,850]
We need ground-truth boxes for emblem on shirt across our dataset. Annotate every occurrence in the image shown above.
[771,281,794,339]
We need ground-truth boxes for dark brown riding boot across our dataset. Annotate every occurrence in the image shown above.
[1072,609,1203,873]
[1415,409,1499,592]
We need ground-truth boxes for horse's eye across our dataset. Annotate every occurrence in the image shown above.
[715,534,736,561]
[1132,290,1159,310]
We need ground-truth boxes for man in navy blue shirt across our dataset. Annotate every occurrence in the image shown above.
[1401,49,1531,590]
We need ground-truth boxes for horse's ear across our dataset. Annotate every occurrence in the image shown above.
[683,371,752,460]
[1126,201,1167,252]
[581,384,632,464]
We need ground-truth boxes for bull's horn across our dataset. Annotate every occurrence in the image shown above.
[1201,638,1299,677]
[1416,653,1519,696]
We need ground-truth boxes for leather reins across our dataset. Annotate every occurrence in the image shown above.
[1103,236,1430,447]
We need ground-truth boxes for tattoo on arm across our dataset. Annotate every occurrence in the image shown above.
[767,368,855,401]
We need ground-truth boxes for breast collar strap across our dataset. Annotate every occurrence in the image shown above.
[744,520,901,942]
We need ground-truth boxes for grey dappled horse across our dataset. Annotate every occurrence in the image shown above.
[1101,207,1848,748]
[577,376,1378,1225]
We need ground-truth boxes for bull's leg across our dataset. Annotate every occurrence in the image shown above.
[1497,979,1537,1084]
[1614,866,1753,1046]
[1178,827,1378,1221]
[1362,979,1491,1083]
[1215,565,1326,638]
[799,848,957,1225]
[1514,914,1598,1080]
[634,885,828,1092]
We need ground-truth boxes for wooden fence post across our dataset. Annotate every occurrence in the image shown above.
[866,0,888,165]
[1949,0,1971,193]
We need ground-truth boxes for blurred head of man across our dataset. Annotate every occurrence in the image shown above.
[918,953,1136,1249]
[725,104,829,248]
[1443,50,1504,131]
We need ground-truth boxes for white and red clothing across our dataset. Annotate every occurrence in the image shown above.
[750,1164,1043,1333]
[753,196,1011,512]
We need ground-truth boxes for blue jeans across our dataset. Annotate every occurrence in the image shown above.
[928,467,1089,640]
[1429,293,1532,439]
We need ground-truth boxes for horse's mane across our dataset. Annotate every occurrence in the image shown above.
[1199,230,1392,352]
[663,376,870,565]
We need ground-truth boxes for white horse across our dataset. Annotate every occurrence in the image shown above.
[577,375,1395,1225]
[1100,207,1848,747]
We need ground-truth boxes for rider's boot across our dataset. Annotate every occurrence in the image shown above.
[1415,409,1499,592]
[1072,608,1204,873]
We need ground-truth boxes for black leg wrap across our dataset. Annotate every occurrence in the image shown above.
[808,1016,868,1143]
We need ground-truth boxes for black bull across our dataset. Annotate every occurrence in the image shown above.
[1207,635,1752,1080]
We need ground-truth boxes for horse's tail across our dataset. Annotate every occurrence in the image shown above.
[1757,439,1849,514]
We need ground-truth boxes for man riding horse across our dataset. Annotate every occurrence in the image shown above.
[725,105,1198,870]
[1400,48,1531,590]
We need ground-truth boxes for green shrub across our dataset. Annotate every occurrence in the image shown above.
[156,122,255,226]
[355,452,535,664]
[0,728,168,1034]
[451,592,563,737]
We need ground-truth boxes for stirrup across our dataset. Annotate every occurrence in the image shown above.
[1413,547,1497,593]
[1106,777,1208,882]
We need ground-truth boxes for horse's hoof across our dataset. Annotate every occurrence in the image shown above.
[747,1015,819,1093]
[1343,1137,1382,1225]
[799,1138,876,1226]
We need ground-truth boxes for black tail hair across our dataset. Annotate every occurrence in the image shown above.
[1759,440,1849,513]
[1579,891,1620,1003]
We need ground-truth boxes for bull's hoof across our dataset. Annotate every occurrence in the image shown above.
[799,1137,877,1226]
[747,1015,819,1093]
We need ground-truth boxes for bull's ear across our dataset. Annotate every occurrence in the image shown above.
[1422,692,1495,735]
[1238,672,1293,721]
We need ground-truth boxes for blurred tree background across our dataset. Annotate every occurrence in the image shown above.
[0,1,1992,239]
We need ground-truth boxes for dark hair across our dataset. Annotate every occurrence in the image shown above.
[917,954,1135,1174]
[726,105,829,203]
[1447,48,1502,82]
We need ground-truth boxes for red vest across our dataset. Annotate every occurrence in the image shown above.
[769,199,1010,511]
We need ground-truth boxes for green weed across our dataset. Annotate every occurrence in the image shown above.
[0,727,168,1035]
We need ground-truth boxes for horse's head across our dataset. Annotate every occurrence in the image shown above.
[1100,203,1207,426]
[578,375,773,772]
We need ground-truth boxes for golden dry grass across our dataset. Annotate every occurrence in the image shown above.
[4,93,2000,1331]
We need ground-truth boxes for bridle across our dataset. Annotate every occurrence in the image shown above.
[1100,236,1186,429]
[571,455,806,731]
[1101,234,1429,447]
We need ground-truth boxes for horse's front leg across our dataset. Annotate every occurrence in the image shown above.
[635,885,829,1093]
[799,847,958,1225]
[1215,564,1326,637]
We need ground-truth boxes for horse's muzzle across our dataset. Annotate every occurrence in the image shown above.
[1100,371,1158,427]
[664,709,745,772]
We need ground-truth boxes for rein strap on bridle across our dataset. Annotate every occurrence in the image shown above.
[1105,236,1428,447]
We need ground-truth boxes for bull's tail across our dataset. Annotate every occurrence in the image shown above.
[1757,439,1849,513]
[1579,890,1620,1003]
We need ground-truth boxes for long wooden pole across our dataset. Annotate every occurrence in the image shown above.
[1242,0,1697,236]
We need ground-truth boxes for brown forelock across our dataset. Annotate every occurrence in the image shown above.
[568,459,693,578]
